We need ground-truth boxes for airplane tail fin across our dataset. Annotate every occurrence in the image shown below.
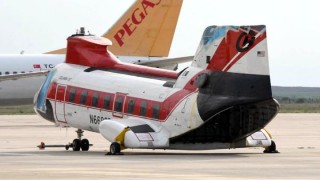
[192,25,274,101]
[192,25,269,76]
[193,26,279,139]
[104,0,183,57]
[47,0,183,56]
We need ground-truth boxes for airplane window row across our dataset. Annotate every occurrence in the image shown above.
[0,71,29,75]
[67,88,160,119]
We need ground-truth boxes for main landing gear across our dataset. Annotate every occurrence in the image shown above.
[264,140,279,153]
[106,127,129,155]
[107,142,122,155]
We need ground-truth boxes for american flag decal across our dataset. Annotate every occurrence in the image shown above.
[257,51,265,57]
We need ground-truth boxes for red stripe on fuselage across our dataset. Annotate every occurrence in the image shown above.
[46,81,198,122]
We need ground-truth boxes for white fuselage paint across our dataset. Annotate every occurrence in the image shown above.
[0,54,167,105]
[49,63,204,139]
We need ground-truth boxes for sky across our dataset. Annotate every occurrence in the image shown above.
[0,0,319,87]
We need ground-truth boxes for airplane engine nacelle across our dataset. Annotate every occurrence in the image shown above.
[99,120,170,149]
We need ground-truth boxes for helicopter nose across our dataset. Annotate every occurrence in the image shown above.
[34,89,55,123]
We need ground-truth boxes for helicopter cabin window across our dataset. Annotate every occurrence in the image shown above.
[104,95,111,110]
[114,97,124,112]
[92,92,99,107]
[127,99,135,114]
[80,90,88,105]
[140,101,148,116]
[152,104,160,119]
[68,88,76,103]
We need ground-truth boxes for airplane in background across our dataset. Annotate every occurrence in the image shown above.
[0,0,191,105]
[34,25,279,155]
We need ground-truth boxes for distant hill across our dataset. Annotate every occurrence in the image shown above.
[272,86,320,99]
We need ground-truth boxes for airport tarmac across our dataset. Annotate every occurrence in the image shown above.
[0,114,319,179]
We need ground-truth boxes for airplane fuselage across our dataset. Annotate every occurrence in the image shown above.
[0,54,170,105]
[36,63,203,137]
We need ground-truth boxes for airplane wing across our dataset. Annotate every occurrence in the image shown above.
[0,71,49,82]
[137,56,193,70]
[0,55,191,83]
[99,118,170,149]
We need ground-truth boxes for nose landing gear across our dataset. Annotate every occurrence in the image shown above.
[37,128,92,151]
[70,129,90,151]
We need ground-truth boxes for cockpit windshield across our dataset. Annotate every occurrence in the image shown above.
[36,69,56,112]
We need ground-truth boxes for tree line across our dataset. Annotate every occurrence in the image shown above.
[274,96,320,104]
